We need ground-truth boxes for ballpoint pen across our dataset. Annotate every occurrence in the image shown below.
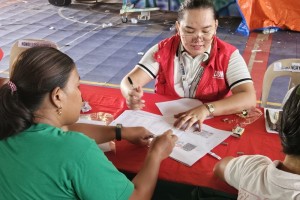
[127,76,137,91]
[207,151,222,160]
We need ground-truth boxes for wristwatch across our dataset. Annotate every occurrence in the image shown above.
[115,123,122,141]
[204,103,215,116]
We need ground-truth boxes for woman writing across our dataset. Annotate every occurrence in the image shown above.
[121,0,256,131]
[0,47,177,200]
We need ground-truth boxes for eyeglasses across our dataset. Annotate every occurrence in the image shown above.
[180,29,215,42]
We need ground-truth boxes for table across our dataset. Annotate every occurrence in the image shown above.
[80,84,285,194]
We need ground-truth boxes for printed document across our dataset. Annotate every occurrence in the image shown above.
[111,110,231,166]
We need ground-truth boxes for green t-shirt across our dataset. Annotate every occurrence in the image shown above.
[0,123,134,200]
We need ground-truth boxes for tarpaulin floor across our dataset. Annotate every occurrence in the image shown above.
[0,0,299,106]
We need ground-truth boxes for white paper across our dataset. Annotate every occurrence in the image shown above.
[264,108,282,134]
[111,110,231,166]
[18,39,57,48]
[291,63,300,72]
[273,62,283,71]
[156,98,203,116]
[273,62,300,72]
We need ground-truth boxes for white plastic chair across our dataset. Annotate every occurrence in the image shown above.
[261,58,300,107]
[9,39,58,75]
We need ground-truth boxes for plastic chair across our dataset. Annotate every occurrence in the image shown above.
[261,58,300,107]
[9,39,58,75]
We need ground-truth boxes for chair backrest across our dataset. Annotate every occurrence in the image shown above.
[261,58,300,107]
[9,39,58,75]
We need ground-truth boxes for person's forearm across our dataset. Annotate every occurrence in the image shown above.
[67,123,116,143]
[213,156,234,181]
[210,90,256,116]
[129,153,161,200]
[120,75,132,98]
[120,66,152,99]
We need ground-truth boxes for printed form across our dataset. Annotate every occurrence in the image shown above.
[111,98,231,166]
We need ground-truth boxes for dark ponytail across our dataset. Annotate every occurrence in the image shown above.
[0,47,75,140]
[0,82,32,139]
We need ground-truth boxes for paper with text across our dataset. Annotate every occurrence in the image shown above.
[111,110,231,166]
[273,62,300,72]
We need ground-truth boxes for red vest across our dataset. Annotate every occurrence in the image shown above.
[154,34,236,102]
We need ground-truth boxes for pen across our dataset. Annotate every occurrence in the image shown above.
[207,151,222,160]
[127,77,137,91]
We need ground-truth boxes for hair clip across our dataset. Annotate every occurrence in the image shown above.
[7,81,17,93]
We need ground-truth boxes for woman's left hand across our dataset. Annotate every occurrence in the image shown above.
[173,105,210,131]
[122,126,154,146]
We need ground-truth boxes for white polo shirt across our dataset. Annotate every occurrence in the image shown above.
[225,155,300,199]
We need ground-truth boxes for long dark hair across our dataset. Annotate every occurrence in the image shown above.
[0,47,75,140]
[178,0,218,21]
[280,85,300,156]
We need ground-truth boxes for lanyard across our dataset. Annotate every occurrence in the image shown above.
[178,50,205,98]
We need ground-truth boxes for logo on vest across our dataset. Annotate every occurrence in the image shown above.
[213,71,224,79]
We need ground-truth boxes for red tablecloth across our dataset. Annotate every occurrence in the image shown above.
[80,84,125,118]
[80,84,285,194]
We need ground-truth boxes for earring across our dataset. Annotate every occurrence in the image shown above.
[57,106,62,115]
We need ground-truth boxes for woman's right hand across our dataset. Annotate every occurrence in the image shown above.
[128,130,178,200]
[126,86,145,110]
[148,130,178,161]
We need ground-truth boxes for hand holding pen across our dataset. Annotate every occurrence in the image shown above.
[127,77,137,91]
[148,130,178,161]
[126,76,145,110]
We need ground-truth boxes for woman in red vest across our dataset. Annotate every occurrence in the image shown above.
[121,0,256,131]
